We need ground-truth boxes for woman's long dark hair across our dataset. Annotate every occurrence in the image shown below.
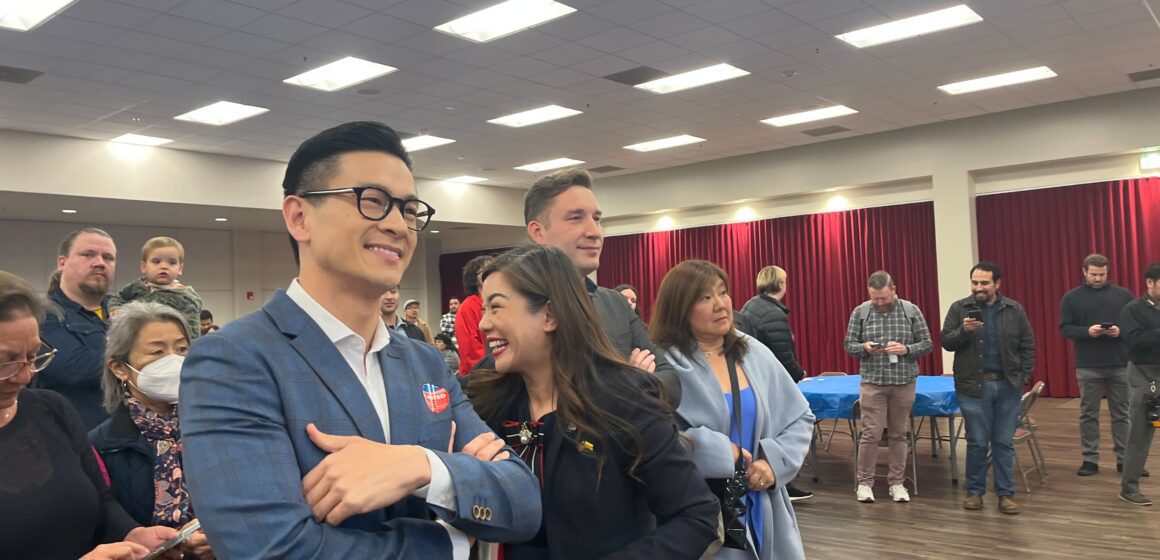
[649,260,747,362]
[467,245,663,481]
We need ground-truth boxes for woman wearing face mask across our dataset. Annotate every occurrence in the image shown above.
[88,301,214,559]
[467,245,720,560]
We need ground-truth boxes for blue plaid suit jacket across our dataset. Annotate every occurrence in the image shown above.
[179,291,541,559]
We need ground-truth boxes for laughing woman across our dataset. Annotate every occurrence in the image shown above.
[467,245,720,560]
[650,260,814,560]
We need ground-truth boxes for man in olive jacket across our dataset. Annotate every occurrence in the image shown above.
[941,261,1035,515]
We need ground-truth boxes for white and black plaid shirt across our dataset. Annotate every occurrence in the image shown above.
[843,298,933,385]
[439,311,456,339]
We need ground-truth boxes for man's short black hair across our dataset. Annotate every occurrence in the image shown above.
[1145,262,1160,283]
[200,309,213,321]
[970,261,1002,282]
[282,121,413,264]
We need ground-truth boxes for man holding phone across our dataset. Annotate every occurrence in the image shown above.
[1059,254,1135,477]
[843,271,933,504]
[941,262,1036,515]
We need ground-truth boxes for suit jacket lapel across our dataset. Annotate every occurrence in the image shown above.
[380,335,421,445]
[265,291,386,443]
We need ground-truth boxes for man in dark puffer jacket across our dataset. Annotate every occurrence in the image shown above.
[741,264,813,501]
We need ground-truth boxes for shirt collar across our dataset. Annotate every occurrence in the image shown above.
[583,276,597,296]
[286,279,390,352]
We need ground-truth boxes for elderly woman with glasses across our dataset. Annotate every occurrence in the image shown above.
[89,301,213,559]
[0,271,180,560]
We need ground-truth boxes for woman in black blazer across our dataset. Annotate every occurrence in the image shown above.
[468,245,721,560]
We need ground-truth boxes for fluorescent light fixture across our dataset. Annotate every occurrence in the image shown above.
[110,133,173,147]
[445,175,487,184]
[836,5,983,48]
[634,63,750,94]
[401,135,455,152]
[435,0,576,43]
[61,209,78,214]
[214,217,229,222]
[430,230,441,234]
[938,66,1057,95]
[0,0,77,31]
[624,134,704,152]
[283,56,397,92]
[488,105,582,127]
[174,101,268,126]
[761,105,857,127]
[1142,152,1160,170]
[514,157,584,172]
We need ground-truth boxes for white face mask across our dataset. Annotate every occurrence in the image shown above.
[127,353,185,404]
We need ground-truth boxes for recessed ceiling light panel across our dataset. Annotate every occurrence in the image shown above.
[514,157,585,172]
[761,105,858,127]
[488,105,582,127]
[174,101,269,126]
[937,66,1057,95]
[0,0,77,31]
[110,133,173,146]
[402,135,456,152]
[634,63,749,94]
[435,0,576,43]
[283,56,397,92]
[445,175,487,184]
[836,5,983,48]
[624,134,704,152]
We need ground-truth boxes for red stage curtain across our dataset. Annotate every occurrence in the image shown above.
[438,247,513,314]
[976,177,1160,397]
[600,202,943,377]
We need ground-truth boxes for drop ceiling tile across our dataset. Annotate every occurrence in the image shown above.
[171,0,265,28]
[667,26,742,51]
[972,0,1059,18]
[338,13,428,43]
[109,31,196,58]
[587,0,673,24]
[810,7,891,36]
[301,30,385,57]
[529,67,592,87]
[211,31,289,58]
[228,0,301,10]
[685,0,776,24]
[1005,18,1085,44]
[37,16,127,45]
[578,27,656,54]
[118,73,198,93]
[618,40,688,66]
[54,61,134,83]
[780,0,867,23]
[203,71,277,92]
[279,0,371,27]
[752,25,829,50]
[700,40,774,63]
[1074,3,1153,31]
[1060,0,1142,17]
[530,43,606,68]
[139,15,234,44]
[385,0,472,27]
[242,13,330,42]
[571,54,637,77]
[443,45,523,68]
[66,0,163,29]
[407,57,478,80]
[633,11,711,39]
[414,80,477,99]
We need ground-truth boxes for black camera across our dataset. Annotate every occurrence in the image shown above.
[1147,394,1160,427]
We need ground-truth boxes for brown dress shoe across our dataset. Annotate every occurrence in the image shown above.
[962,494,983,510]
[998,495,1020,515]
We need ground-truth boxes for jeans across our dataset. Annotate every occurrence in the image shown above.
[1076,366,1130,464]
[959,379,1021,496]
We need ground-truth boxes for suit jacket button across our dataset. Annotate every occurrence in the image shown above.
[472,505,482,519]
[484,507,493,521]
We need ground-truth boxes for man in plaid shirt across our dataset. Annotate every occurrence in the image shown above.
[440,297,459,343]
[843,271,933,504]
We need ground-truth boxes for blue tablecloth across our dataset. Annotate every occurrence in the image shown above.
[798,374,959,420]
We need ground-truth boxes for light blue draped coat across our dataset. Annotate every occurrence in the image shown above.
[665,332,814,560]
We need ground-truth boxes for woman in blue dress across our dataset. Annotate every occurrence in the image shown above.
[650,260,815,560]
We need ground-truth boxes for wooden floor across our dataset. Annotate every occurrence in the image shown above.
[793,397,1160,559]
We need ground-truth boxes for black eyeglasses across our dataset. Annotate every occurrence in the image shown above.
[300,186,436,231]
[0,342,57,381]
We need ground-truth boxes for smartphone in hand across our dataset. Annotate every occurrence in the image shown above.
[143,521,201,560]
[966,310,983,321]
[1100,322,1115,329]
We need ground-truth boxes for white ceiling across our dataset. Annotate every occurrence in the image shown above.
[1,0,1158,189]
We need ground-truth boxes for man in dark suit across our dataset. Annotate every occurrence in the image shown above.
[488,168,681,404]
[180,121,541,558]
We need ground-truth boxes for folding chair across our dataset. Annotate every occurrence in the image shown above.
[816,372,856,451]
[1013,381,1047,492]
[851,399,920,495]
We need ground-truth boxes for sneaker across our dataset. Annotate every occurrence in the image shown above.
[1077,461,1099,476]
[962,494,983,510]
[1117,463,1150,477]
[1119,492,1153,506]
[787,484,814,502]
[889,484,910,503]
[856,484,875,503]
[998,495,1020,515]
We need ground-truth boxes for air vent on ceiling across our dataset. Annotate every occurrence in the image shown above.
[603,66,669,86]
[1127,68,1160,82]
[588,165,625,173]
[0,64,43,84]
[801,125,851,137]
